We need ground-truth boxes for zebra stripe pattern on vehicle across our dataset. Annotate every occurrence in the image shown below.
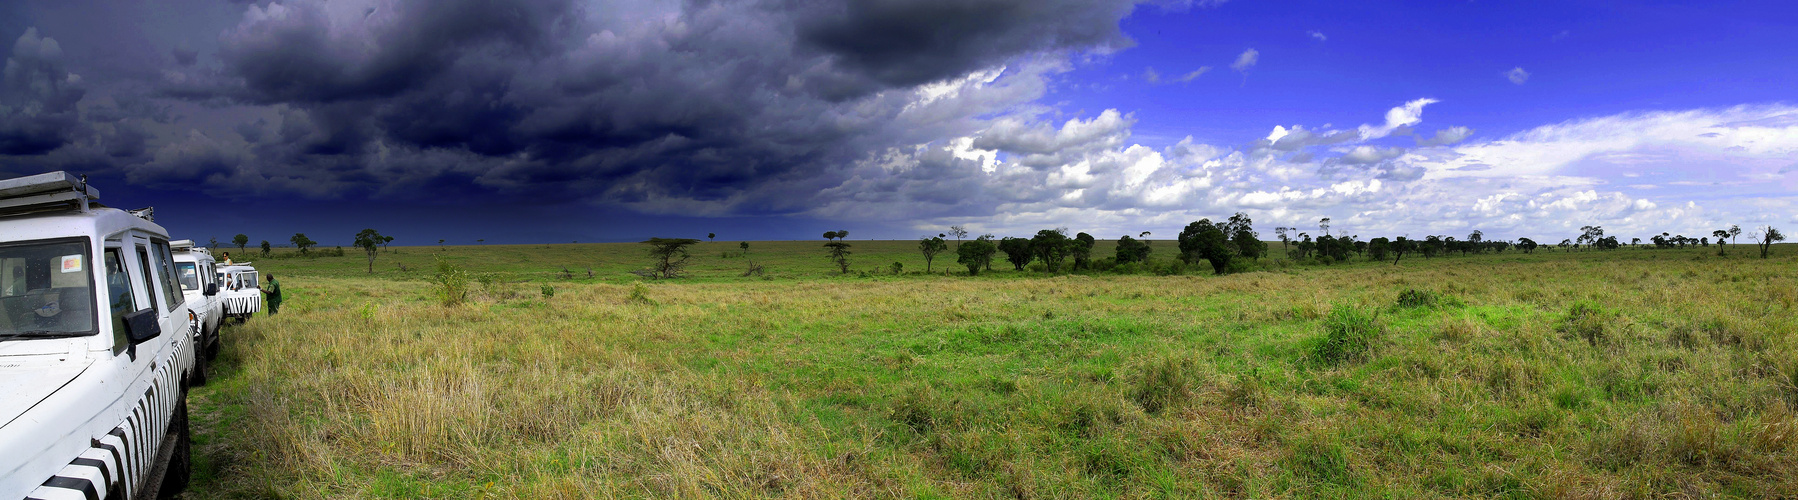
[26,328,191,500]
[223,295,260,316]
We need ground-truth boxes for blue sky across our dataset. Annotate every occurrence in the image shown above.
[1,0,1793,245]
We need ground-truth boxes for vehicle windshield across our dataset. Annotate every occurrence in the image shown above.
[175,262,200,291]
[0,238,97,338]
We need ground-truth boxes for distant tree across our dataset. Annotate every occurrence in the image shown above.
[1701,237,1710,246]
[233,234,249,252]
[1468,230,1483,244]
[1224,212,1266,260]
[642,237,701,278]
[1178,219,1233,274]
[1630,237,1640,247]
[838,230,850,240]
[957,237,997,275]
[260,240,270,256]
[1319,217,1332,237]
[824,236,853,273]
[290,233,317,254]
[999,237,1034,270]
[1030,229,1073,272]
[948,225,969,250]
[1368,237,1391,262]
[1275,227,1291,250]
[1115,235,1151,264]
[1071,232,1096,270]
[918,236,948,272]
[208,237,220,249]
[1422,235,1445,258]
[739,241,750,254]
[354,229,386,273]
[1577,225,1605,250]
[1728,224,1742,245]
[1389,237,1414,264]
[708,233,716,241]
[380,234,394,252]
[823,231,839,241]
[1754,226,1785,259]
[438,239,446,246]
[1517,237,1538,254]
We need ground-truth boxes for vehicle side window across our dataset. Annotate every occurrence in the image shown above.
[175,262,200,291]
[153,241,183,308]
[105,248,137,353]
[135,246,159,314]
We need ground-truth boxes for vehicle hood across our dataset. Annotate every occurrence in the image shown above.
[0,358,93,429]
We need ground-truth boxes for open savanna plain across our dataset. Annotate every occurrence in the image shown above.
[184,242,1798,498]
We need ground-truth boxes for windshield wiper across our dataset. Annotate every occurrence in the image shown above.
[0,330,90,342]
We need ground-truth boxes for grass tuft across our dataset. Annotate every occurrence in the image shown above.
[1313,305,1384,364]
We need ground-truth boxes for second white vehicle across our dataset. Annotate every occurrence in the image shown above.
[172,240,222,383]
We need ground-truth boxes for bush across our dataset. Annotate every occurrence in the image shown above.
[540,285,554,298]
[627,281,655,305]
[1314,305,1383,364]
[430,258,470,306]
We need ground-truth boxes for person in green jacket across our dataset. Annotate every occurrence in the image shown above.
[264,274,282,315]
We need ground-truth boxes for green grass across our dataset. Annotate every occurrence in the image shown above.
[183,243,1798,498]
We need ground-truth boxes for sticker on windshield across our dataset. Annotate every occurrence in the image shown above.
[61,255,83,273]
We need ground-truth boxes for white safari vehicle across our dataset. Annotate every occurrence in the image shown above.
[0,172,198,499]
[215,264,260,322]
[170,240,223,379]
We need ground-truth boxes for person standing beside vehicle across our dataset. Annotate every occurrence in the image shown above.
[264,273,282,315]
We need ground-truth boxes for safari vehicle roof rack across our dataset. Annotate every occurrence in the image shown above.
[0,171,100,217]
[171,239,213,256]
[130,207,154,222]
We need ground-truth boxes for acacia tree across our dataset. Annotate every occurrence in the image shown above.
[1178,219,1233,274]
[643,237,701,278]
[957,237,997,275]
[1578,225,1604,250]
[708,233,716,241]
[232,234,249,252]
[918,236,947,272]
[1275,227,1291,250]
[823,233,852,273]
[1729,224,1742,245]
[290,233,317,255]
[1713,229,1731,256]
[1368,237,1391,261]
[1390,237,1414,264]
[998,237,1034,270]
[1071,232,1096,270]
[1319,218,1331,236]
[948,225,969,250]
[1755,226,1785,259]
[354,228,386,273]
[1030,229,1072,272]
[1115,235,1151,264]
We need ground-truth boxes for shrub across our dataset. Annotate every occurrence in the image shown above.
[540,285,554,298]
[1314,305,1384,364]
[627,281,655,305]
[889,261,904,275]
[430,258,470,306]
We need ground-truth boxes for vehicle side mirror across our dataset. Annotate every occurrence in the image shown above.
[204,283,218,296]
[123,308,161,345]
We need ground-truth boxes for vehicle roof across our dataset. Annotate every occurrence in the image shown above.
[0,206,168,243]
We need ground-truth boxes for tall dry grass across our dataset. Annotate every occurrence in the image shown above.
[188,249,1798,498]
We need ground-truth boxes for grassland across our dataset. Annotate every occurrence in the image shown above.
[184,242,1797,498]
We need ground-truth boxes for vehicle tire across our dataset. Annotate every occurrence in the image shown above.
[205,322,221,361]
[157,395,192,499]
[190,346,209,387]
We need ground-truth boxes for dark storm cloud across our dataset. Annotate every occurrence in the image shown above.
[793,0,1136,91]
[0,28,86,155]
[160,0,1148,207]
